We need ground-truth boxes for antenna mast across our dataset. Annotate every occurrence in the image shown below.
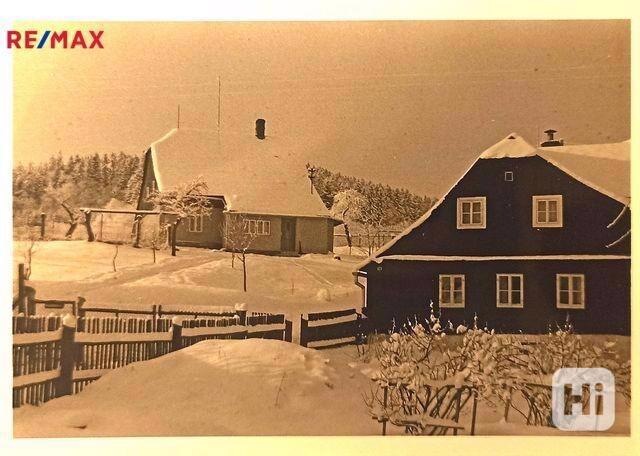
[217,76,221,144]
[177,104,180,129]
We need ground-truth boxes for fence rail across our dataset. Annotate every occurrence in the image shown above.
[300,308,367,349]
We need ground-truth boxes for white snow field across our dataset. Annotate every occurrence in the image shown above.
[13,338,630,437]
[13,241,364,326]
[13,339,379,437]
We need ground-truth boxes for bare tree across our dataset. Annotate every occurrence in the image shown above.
[147,177,212,256]
[222,213,258,292]
[22,233,40,280]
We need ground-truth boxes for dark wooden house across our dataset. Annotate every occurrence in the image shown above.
[355,133,630,334]
[137,120,339,255]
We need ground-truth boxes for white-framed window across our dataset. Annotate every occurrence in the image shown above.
[188,214,204,233]
[556,274,585,309]
[532,195,563,228]
[243,219,271,236]
[496,274,524,308]
[439,274,465,308]
[504,171,514,182]
[456,197,486,229]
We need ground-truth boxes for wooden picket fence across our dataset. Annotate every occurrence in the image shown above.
[300,308,368,349]
[12,312,292,408]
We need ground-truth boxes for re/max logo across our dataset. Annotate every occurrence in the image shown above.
[6,30,104,49]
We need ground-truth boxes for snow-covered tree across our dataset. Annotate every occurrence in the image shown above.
[147,177,212,256]
[222,213,258,292]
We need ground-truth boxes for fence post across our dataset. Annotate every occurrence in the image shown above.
[75,296,86,318]
[26,287,36,316]
[57,315,77,397]
[152,305,157,331]
[284,320,293,342]
[40,213,46,239]
[17,263,26,314]
[300,315,308,347]
[171,318,183,352]
[84,210,95,242]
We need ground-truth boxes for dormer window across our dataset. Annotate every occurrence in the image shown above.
[457,197,486,229]
[532,195,563,228]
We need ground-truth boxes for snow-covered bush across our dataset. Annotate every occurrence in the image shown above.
[365,305,631,431]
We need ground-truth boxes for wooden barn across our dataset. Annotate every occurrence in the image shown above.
[137,120,339,255]
[355,132,630,335]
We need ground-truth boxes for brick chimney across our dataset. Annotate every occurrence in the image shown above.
[540,129,564,147]
[255,118,266,140]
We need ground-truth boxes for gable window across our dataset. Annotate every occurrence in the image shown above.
[439,274,465,308]
[243,219,271,236]
[188,214,204,233]
[556,274,585,309]
[532,195,563,228]
[456,197,486,229]
[496,274,523,308]
[504,171,514,182]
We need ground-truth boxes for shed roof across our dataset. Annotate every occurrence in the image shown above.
[148,128,332,218]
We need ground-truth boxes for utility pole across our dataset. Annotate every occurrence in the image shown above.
[177,104,181,129]
[306,163,317,195]
[217,76,221,145]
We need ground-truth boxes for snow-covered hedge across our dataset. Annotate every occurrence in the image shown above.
[365,303,631,431]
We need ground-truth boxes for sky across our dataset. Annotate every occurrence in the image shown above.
[12,20,630,197]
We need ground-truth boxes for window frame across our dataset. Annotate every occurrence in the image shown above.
[496,273,524,308]
[532,195,563,228]
[504,171,514,182]
[556,273,585,309]
[188,214,204,233]
[456,196,487,230]
[243,219,271,236]
[438,274,466,308]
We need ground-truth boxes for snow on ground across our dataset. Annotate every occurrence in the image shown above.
[13,338,629,437]
[14,241,365,343]
[15,241,364,330]
[13,339,379,437]
[13,240,175,282]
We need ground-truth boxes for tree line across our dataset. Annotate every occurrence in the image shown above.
[13,152,144,235]
[13,153,434,242]
[312,166,435,229]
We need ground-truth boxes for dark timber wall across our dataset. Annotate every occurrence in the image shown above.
[360,155,630,335]
[362,259,630,335]
[383,156,630,256]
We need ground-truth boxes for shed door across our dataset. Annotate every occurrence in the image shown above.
[281,217,297,253]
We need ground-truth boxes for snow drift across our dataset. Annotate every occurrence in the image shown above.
[13,339,378,437]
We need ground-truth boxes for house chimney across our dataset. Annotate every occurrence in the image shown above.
[255,118,266,140]
[540,128,564,147]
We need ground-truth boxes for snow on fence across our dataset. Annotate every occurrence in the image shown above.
[12,315,65,407]
[300,309,368,349]
[247,312,293,341]
[13,312,293,408]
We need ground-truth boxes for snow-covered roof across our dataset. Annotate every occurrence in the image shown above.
[356,133,630,270]
[149,128,332,218]
[479,134,630,204]
[479,133,537,159]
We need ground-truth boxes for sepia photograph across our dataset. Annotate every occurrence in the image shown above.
[5,11,633,445]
